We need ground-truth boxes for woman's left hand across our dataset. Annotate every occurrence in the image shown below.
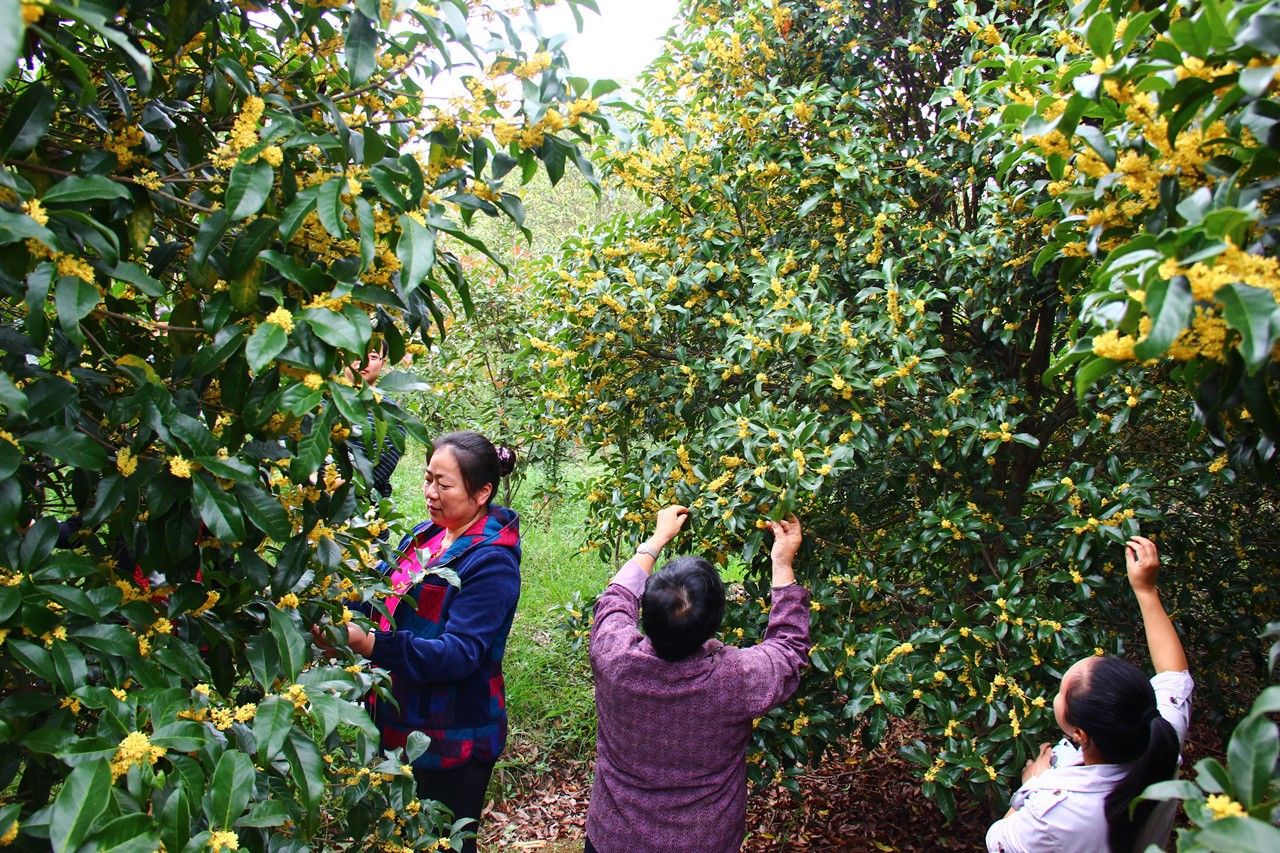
[1022,742,1053,782]
[347,622,376,657]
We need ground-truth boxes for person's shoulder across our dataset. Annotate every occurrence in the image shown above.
[1151,668,1194,699]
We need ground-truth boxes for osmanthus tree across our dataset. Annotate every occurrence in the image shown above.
[534,0,1278,818]
[992,1,1280,845]
[0,0,607,849]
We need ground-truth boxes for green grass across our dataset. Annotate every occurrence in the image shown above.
[389,443,602,796]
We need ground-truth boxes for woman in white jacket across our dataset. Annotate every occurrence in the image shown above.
[987,536,1192,853]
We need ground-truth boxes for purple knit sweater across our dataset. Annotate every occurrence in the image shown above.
[585,560,811,853]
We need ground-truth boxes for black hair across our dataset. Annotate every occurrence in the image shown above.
[1064,656,1181,852]
[641,556,725,662]
[429,431,517,506]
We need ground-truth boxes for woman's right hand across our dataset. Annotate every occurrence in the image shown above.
[766,515,802,569]
[1125,535,1160,594]
[652,505,689,546]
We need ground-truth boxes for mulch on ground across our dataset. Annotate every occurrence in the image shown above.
[482,715,1224,852]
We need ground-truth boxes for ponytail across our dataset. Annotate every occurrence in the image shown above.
[1102,712,1180,851]
[1064,656,1181,852]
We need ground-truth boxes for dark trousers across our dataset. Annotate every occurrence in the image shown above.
[584,838,598,853]
[414,760,497,853]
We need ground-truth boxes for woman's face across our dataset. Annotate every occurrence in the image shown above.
[424,448,490,530]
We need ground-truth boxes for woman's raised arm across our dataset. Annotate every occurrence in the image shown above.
[1126,535,1189,674]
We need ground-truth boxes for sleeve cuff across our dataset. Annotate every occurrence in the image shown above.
[368,631,393,668]
[608,559,649,598]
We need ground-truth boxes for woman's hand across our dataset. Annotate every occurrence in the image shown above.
[766,515,802,569]
[765,515,802,587]
[652,505,689,548]
[1022,742,1053,782]
[310,622,375,657]
[347,622,375,657]
[1125,535,1160,594]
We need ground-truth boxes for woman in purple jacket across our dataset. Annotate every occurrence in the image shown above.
[585,506,811,853]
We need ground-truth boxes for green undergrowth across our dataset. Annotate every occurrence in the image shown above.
[388,442,602,798]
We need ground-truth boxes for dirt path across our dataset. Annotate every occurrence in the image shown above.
[482,717,1223,851]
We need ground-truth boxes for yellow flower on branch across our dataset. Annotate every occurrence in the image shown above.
[1204,794,1245,821]
[110,731,165,780]
[169,456,192,478]
[265,306,294,333]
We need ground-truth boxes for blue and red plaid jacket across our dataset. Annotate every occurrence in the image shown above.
[369,505,521,768]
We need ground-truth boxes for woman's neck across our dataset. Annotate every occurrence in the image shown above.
[444,508,486,543]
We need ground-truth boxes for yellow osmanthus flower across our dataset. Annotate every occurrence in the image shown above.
[169,456,193,478]
[264,306,294,333]
[277,592,300,609]
[116,446,138,477]
[1204,794,1245,821]
[207,830,240,852]
[282,683,308,710]
[22,198,47,226]
[110,731,165,780]
[54,253,96,283]
[192,590,220,615]
[1092,329,1137,361]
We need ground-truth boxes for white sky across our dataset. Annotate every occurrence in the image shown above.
[533,0,680,85]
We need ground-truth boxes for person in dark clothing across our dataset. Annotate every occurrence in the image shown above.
[335,431,520,853]
[346,339,406,501]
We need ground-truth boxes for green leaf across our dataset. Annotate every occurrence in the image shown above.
[206,749,255,829]
[406,730,431,763]
[282,730,326,816]
[346,10,378,85]
[0,0,20,86]
[1247,685,1280,717]
[225,159,274,221]
[270,607,307,683]
[1134,277,1192,361]
[1075,356,1120,401]
[0,82,55,156]
[1227,713,1278,807]
[1085,13,1115,58]
[304,306,371,354]
[246,321,287,373]
[75,624,142,657]
[1135,778,1201,804]
[0,206,56,246]
[91,813,160,852]
[193,210,229,266]
[237,798,291,829]
[234,482,292,541]
[49,759,111,852]
[396,214,435,294]
[42,175,130,205]
[55,276,101,340]
[317,178,347,238]
[57,5,154,94]
[253,696,293,762]
[160,785,192,853]
[193,472,246,543]
[22,426,108,470]
[1194,817,1280,852]
[1216,283,1278,375]
[50,641,88,694]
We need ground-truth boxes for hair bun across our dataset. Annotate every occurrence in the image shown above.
[495,444,518,477]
